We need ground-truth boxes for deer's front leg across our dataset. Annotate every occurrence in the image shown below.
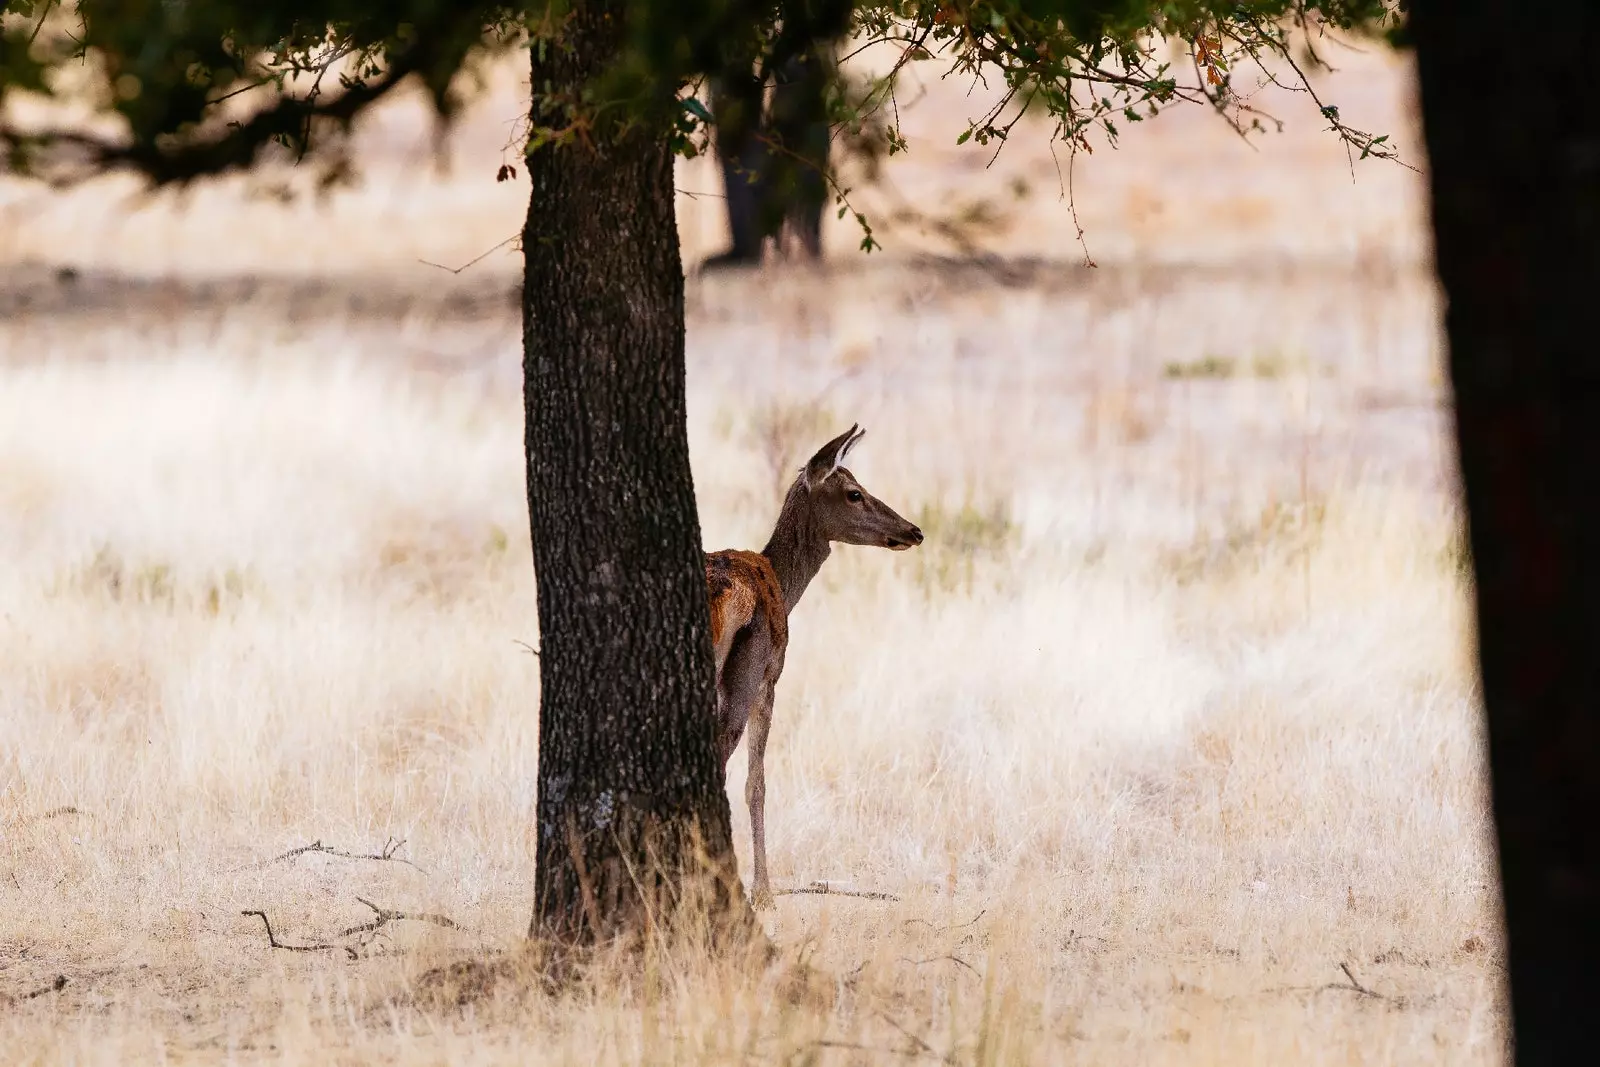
[744,684,776,909]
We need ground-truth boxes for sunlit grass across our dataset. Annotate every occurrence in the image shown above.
[0,36,1501,1064]
[0,247,1503,1063]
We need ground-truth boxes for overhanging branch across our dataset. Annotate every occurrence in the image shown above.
[1,21,450,187]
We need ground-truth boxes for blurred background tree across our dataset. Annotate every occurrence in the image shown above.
[10,9,1594,1060]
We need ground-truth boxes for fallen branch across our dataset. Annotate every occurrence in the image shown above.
[808,1039,935,1061]
[1331,961,1387,1000]
[899,954,980,977]
[774,880,899,901]
[1238,962,1397,1004]
[39,806,86,820]
[243,896,465,960]
[878,1011,959,1065]
[24,975,68,1000]
[338,896,462,941]
[902,909,985,932]
[1,974,69,1007]
[241,910,344,955]
[253,836,425,873]
[3,806,90,830]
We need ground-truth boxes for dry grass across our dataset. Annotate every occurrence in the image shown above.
[0,42,1504,1067]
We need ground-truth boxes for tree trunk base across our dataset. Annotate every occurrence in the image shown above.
[521,0,756,949]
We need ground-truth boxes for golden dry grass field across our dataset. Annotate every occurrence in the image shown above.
[0,39,1506,1065]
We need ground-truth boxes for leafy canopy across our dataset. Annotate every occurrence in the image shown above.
[1,2,1406,212]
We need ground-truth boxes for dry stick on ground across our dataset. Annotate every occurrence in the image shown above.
[899,954,981,977]
[243,898,464,960]
[773,880,900,901]
[877,1011,960,1066]
[1,975,68,1007]
[339,897,462,940]
[902,909,986,932]
[241,910,345,955]
[1235,962,1395,1004]
[252,836,425,873]
[39,806,85,820]
[4,806,90,829]
[1332,961,1387,1000]
[1062,929,1109,948]
[808,1040,939,1061]
[24,975,68,1000]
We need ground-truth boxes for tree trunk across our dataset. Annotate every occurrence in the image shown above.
[522,1,749,945]
[1411,3,1600,1061]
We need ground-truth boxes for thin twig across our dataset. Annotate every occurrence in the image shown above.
[244,898,465,960]
[902,908,986,932]
[1336,961,1385,999]
[419,234,519,275]
[3,806,91,830]
[900,954,980,977]
[208,78,276,107]
[808,1040,931,1061]
[339,896,462,938]
[27,975,68,999]
[1,974,70,1008]
[1241,962,1395,1003]
[1245,16,1417,174]
[1189,53,1261,153]
[17,975,68,1001]
[40,806,85,820]
[25,0,57,49]
[878,1011,959,1065]
[241,910,343,954]
[773,880,899,901]
[253,836,425,873]
[1064,139,1096,268]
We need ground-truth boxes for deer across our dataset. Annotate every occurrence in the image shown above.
[704,424,924,907]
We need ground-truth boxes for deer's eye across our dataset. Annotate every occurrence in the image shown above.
[847,490,864,503]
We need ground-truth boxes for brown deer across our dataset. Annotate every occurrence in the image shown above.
[704,424,923,906]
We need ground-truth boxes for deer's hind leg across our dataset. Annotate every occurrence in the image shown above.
[717,611,783,907]
[716,622,769,768]
[744,678,778,908]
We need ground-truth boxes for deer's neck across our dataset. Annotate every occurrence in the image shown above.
[761,481,830,614]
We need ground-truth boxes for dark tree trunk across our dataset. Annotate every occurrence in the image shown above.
[522,1,749,945]
[1411,3,1600,1060]
[705,42,832,268]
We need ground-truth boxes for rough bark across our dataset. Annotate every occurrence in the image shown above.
[522,1,749,945]
[1411,3,1600,1060]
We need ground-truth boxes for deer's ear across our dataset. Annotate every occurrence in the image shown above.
[838,424,865,465]
[803,424,864,489]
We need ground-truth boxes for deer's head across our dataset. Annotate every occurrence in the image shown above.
[799,425,924,551]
